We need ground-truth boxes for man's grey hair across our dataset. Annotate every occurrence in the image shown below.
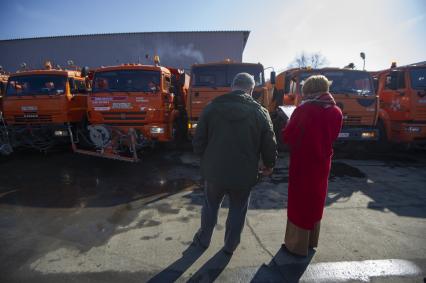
[232,72,255,93]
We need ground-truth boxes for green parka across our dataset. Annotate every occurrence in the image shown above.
[193,90,277,190]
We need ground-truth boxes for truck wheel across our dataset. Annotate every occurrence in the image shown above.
[375,120,391,153]
[173,111,188,147]
[0,127,13,156]
[272,113,288,151]
[75,117,94,149]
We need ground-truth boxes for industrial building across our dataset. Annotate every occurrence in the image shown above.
[0,31,249,72]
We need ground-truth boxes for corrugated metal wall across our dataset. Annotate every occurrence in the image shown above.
[0,31,249,72]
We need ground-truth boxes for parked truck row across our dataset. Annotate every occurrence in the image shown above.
[0,59,425,162]
[271,67,379,145]
[371,62,426,147]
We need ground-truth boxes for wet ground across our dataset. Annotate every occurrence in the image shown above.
[0,149,199,208]
[0,147,425,282]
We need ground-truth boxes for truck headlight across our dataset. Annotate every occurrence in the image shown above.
[405,126,421,133]
[54,130,69,137]
[188,122,197,129]
[361,131,376,138]
[150,127,165,134]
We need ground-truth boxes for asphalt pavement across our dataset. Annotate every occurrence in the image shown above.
[0,147,425,282]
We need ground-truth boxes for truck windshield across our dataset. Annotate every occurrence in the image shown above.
[299,70,373,95]
[6,75,67,96]
[92,70,161,93]
[409,68,426,90]
[192,64,264,87]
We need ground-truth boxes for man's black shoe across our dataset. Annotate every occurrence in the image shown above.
[222,248,233,256]
[191,235,209,250]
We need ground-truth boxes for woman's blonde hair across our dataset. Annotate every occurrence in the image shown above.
[302,75,330,96]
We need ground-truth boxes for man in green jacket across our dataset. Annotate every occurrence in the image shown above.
[192,72,277,255]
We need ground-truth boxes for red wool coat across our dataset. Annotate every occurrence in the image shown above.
[282,93,343,230]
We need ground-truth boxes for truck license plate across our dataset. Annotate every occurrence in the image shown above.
[112,102,132,109]
[338,132,350,138]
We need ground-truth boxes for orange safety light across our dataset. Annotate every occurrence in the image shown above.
[44,61,52,70]
[65,80,73,101]
[154,55,160,66]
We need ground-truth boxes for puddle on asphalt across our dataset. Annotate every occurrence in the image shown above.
[0,151,198,208]
[260,162,366,184]
[0,176,196,208]
[334,150,420,165]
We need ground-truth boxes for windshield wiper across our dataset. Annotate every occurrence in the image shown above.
[360,90,372,96]
[93,88,116,93]
[334,88,371,96]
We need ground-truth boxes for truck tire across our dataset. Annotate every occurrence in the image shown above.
[271,112,288,151]
[0,127,13,156]
[375,120,391,153]
[74,116,95,149]
[173,110,188,145]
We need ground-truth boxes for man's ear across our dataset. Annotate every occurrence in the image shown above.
[248,87,254,95]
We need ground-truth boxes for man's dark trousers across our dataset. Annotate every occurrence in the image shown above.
[194,181,251,253]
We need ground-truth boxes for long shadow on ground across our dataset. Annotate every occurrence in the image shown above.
[147,243,207,283]
[251,247,315,283]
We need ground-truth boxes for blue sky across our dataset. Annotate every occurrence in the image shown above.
[1,0,425,71]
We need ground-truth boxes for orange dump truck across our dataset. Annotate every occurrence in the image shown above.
[187,61,276,135]
[0,64,88,154]
[274,67,378,142]
[71,62,189,162]
[372,62,426,147]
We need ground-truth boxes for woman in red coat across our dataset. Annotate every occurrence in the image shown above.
[282,75,343,256]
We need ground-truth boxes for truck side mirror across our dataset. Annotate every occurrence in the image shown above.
[270,71,276,85]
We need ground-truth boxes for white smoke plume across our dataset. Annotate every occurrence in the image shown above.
[154,42,205,68]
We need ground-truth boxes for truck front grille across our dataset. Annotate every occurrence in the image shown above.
[415,106,426,121]
[14,113,53,123]
[343,115,361,125]
[101,111,147,121]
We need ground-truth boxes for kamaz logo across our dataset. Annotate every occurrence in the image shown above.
[21,106,38,111]
[24,114,38,118]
